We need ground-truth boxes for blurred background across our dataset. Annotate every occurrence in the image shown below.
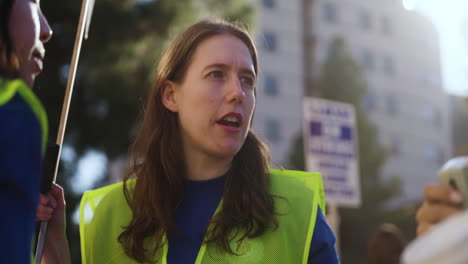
[36,0,468,262]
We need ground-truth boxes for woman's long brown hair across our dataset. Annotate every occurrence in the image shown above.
[0,0,19,78]
[118,19,277,263]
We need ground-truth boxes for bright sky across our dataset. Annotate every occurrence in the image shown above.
[63,146,107,194]
[403,0,468,97]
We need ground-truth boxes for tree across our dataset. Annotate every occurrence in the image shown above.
[39,0,255,159]
[287,38,415,263]
[36,1,256,261]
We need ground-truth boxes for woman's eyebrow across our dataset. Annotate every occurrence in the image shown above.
[203,63,256,78]
[203,63,230,71]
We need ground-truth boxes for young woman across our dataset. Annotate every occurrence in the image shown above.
[40,19,339,263]
[0,0,52,262]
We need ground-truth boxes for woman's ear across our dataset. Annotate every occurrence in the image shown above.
[161,80,178,112]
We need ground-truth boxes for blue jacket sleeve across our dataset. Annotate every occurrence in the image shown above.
[0,95,43,263]
[308,206,341,264]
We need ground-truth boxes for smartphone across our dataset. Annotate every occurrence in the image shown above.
[438,156,468,209]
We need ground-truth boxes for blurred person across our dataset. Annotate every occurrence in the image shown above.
[367,223,406,264]
[0,0,52,262]
[38,19,340,263]
[416,184,464,236]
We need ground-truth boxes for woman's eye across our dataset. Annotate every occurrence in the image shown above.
[240,76,255,88]
[208,71,224,79]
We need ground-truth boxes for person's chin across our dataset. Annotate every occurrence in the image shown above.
[24,62,41,87]
[213,144,242,159]
[20,73,35,88]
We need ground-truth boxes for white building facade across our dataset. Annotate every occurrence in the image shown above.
[252,0,452,202]
[251,0,306,168]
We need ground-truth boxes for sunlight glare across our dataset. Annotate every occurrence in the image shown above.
[403,0,468,96]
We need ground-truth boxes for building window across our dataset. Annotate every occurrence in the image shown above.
[381,16,392,35]
[429,74,440,87]
[360,49,374,71]
[421,68,440,87]
[424,144,438,162]
[420,69,432,86]
[383,55,395,76]
[385,94,398,115]
[421,104,434,122]
[263,32,277,52]
[391,136,401,156]
[438,148,445,166]
[323,2,338,23]
[265,119,282,143]
[421,105,442,127]
[433,109,442,127]
[326,38,338,57]
[264,74,279,96]
[359,10,371,30]
[362,91,377,111]
[262,0,275,8]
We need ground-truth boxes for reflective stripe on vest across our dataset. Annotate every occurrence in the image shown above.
[0,78,48,155]
[79,169,325,264]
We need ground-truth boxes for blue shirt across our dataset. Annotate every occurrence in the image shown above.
[167,175,340,263]
[0,93,43,264]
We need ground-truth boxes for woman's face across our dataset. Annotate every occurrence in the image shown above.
[164,34,256,160]
[9,0,52,87]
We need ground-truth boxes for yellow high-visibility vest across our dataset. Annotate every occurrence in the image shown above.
[80,169,325,264]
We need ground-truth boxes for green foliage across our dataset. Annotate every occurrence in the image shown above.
[288,132,305,171]
[200,0,257,27]
[287,37,416,263]
[36,1,256,262]
[38,0,256,159]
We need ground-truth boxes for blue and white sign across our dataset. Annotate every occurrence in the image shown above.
[303,97,361,207]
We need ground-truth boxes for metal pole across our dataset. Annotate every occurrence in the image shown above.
[327,204,341,255]
[302,0,343,252]
[34,0,94,262]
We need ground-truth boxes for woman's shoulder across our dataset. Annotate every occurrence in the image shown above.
[269,169,325,212]
[81,179,136,214]
[80,180,136,261]
[269,169,322,193]
[85,178,136,196]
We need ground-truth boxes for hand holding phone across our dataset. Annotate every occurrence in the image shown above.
[438,156,468,209]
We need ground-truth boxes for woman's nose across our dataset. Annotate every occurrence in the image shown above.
[39,12,53,43]
[227,77,245,104]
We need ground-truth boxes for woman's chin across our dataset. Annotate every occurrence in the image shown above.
[19,72,35,88]
[211,144,242,159]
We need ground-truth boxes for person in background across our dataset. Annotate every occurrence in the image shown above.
[38,19,340,263]
[367,223,406,264]
[0,0,52,262]
[416,184,464,235]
